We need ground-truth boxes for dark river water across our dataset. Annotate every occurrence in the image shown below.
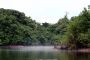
[0,46,90,60]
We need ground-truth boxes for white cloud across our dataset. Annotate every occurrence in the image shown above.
[0,0,90,23]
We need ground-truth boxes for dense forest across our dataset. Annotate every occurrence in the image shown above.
[0,8,90,49]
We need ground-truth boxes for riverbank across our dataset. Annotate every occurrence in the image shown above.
[54,46,90,53]
[77,48,90,53]
[0,45,90,53]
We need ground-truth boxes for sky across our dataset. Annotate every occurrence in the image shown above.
[0,0,90,24]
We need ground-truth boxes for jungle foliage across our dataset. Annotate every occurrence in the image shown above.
[0,8,90,49]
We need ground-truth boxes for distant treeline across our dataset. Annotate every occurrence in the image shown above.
[0,8,90,49]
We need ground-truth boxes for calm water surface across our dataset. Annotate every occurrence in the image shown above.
[0,46,90,60]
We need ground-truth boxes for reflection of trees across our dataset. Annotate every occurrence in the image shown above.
[72,52,90,60]
[0,50,90,60]
[56,51,90,60]
[56,52,74,60]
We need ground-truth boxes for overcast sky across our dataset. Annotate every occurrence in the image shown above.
[0,0,90,23]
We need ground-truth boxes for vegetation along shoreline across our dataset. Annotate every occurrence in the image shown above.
[0,8,90,50]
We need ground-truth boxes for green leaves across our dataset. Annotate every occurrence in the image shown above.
[0,8,89,48]
[0,8,31,45]
[64,8,90,49]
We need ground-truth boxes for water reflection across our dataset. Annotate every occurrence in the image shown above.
[0,46,90,60]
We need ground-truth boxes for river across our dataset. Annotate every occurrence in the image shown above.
[0,46,90,60]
